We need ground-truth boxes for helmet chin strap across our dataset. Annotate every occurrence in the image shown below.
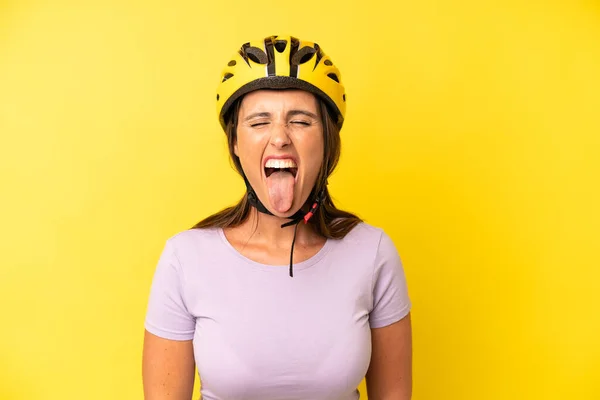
[243,175,306,222]
[243,174,326,277]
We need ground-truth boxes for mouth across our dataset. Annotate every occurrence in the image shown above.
[262,157,299,214]
[264,158,298,179]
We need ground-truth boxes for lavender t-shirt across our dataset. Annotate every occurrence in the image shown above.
[144,222,411,400]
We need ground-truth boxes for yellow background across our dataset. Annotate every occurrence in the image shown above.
[1,0,599,399]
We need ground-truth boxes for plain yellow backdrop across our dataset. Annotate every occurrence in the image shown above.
[1,0,599,399]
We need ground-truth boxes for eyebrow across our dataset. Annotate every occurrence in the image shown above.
[243,109,319,121]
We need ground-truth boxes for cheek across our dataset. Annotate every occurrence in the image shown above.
[235,131,251,158]
[235,130,263,169]
[302,137,325,174]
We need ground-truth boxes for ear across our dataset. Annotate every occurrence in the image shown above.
[233,139,239,157]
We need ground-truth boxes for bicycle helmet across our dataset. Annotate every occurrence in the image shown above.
[216,34,346,131]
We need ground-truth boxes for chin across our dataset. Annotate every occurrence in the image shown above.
[270,204,300,218]
[264,196,307,219]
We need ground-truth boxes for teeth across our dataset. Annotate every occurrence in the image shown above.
[265,159,297,169]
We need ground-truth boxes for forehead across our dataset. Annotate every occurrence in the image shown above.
[239,89,319,114]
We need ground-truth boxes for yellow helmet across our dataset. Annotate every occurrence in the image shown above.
[216,35,346,131]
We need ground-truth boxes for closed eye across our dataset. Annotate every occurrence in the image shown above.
[250,122,269,128]
[291,121,311,126]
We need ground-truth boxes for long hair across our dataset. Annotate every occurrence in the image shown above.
[192,95,362,239]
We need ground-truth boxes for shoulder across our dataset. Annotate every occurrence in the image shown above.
[152,228,232,295]
[332,222,400,272]
[159,227,224,269]
[164,227,220,252]
[341,222,397,254]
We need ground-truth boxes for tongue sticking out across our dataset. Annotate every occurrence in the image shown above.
[266,170,295,213]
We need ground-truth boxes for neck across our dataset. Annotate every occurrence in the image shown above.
[238,207,320,248]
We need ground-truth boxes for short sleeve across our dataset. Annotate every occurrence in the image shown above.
[369,231,412,328]
[144,240,196,340]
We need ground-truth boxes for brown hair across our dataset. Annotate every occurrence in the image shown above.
[192,95,362,239]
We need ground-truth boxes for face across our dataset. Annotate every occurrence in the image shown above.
[234,89,324,217]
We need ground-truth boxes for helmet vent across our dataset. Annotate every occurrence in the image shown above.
[245,47,268,64]
[222,73,234,82]
[300,51,315,64]
[343,94,346,101]
[217,94,220,101]
[327,73,339,83]
[228,60,236,66]
[292,46,316,65]
[324,59,333,66]
[274,40,287,53]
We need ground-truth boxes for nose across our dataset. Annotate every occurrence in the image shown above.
[269,122,291,149]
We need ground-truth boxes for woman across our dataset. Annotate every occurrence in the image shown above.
[142,34,413,400]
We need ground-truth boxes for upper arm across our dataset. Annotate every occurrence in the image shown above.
[143,239,197,399]
[369,232,411,329]
[366,313,413,400]
[367,230,413,399]
[142,330,195,400]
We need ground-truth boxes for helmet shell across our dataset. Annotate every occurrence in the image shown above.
[216,35,346,131]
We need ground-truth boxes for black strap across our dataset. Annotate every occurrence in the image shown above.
[242,172,325,277]
[284,190,325,277]
[288,221,301,277]
[243,174,306,222]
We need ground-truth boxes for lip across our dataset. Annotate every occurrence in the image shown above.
[263,154,298,167]
[262,154,299,182]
